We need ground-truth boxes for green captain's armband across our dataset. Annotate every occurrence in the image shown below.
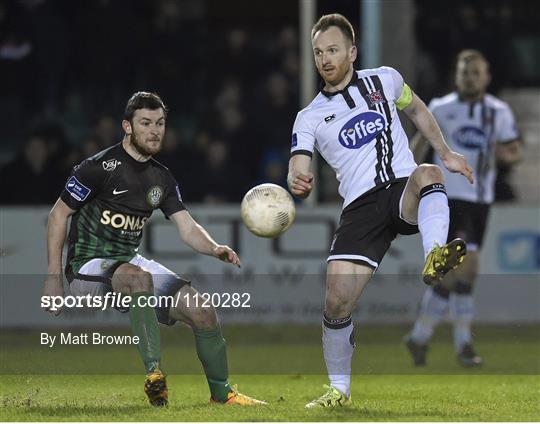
[396,83,413,110]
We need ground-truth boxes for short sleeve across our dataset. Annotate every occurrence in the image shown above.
[496,105,520,144]
[290,112,315,157]
[60,160,106,210]
[383,66,413,110]
[159,171,186,218]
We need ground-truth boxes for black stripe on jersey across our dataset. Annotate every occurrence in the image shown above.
[369,75,395,180]
[469,102,475,118]
[477,104,496,202]
[477,102,487,201]
[362,77,388,182]
[363,76,390,182]
[476,150,486,201]
[355,78,385,185]
[340,88,356,109]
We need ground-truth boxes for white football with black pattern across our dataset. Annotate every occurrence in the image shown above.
[241,183,296,238]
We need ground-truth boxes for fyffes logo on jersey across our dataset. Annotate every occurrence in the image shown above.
[338,111,386,149]
[453,127,487,149]
[100,210,148,231]
[147,186,163,208]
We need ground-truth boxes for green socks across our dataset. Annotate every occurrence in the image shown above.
[194,326,232,402]
[128,292,161,373]
[128,292,230,401]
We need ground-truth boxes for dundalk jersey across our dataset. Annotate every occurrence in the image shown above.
[60,143,186,281]
[291,67,417,208]
[430,93,519,204]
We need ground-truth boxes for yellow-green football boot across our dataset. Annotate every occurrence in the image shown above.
[305,385,352,408]
[423,238,467,286]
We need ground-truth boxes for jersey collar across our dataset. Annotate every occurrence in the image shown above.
[119,142,152,170]
[457,91,485,104]
[320,70,359,98]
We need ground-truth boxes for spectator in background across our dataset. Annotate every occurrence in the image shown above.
[155,125,205,203]
[245,71,296,190]
[146,0,206,117]
[269,26,300,98]
[72,0,149,120]
[256,71,297,145]
[0,131,62,204]
[257,148,288,188]
[204,79,256,190]
[176,130,212,203]
[199,139,247,203]
[80,133,104,159]
[24,0,71,117]
[212,28,258,86]
[0,0,34,143]
[94,115,120,150]
[37,120,75,181]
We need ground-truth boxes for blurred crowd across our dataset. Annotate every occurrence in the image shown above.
[1,0,533,205]
[0,0,297,204]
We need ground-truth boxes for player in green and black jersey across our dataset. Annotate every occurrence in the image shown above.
[43,92,265,406]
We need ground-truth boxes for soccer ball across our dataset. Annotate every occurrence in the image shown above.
[241,183,296,238]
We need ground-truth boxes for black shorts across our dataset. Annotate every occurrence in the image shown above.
[329,178,419,270]
[448,199,490,251]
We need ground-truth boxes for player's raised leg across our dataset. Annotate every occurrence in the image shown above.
[401,164,466,285]
[169,285,267,405]
[305,260,372,408]
[111,263,166,406]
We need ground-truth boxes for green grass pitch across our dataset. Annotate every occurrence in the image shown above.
[1,325,539,421]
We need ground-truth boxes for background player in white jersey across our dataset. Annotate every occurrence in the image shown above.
[405,50,523,367]
[288,13,474,408]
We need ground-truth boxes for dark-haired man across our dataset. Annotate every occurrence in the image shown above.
[288,14,473,407]
[405,50,523,367]
[42,92,266,407]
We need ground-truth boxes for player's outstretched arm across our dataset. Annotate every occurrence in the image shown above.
[287,154,314,199]
[403,93,474,184]
[43,198,76,315]
[170,210,241,267]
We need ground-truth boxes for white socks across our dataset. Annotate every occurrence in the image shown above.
[322,314,355,397]
[410,287,449,344]
[417,184,449,258]
[450,293,474,351]
[410,286,475,353]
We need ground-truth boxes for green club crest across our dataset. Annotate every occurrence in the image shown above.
[147,186,163,207]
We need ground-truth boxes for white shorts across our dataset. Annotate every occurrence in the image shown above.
[69,254,190,325]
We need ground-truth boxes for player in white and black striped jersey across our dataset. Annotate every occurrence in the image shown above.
[287,14,474,408]
[406,50,523,367]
